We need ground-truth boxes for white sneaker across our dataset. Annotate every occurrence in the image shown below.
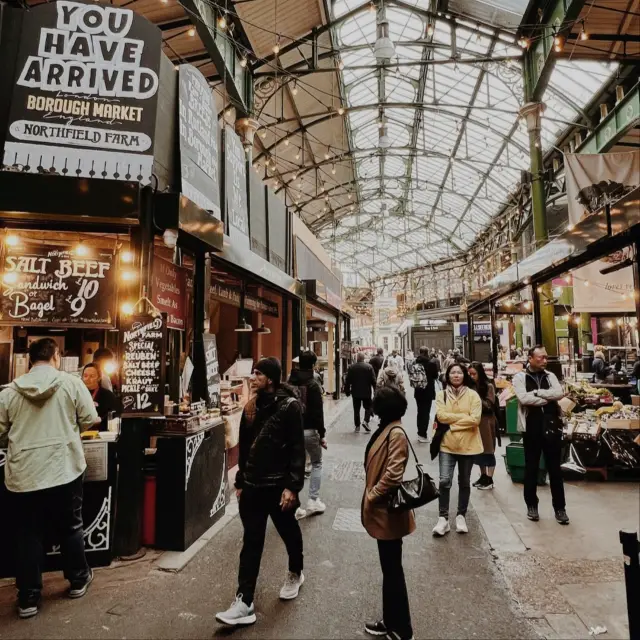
[417,437,428,444]
[432,517,450,537]
[455,515,469,534]
[305,498,326,515]
[295,507,307,520]
[215,595,257,626]
[279,571,305,600]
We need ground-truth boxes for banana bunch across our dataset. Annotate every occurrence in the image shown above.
[595,401,624,417]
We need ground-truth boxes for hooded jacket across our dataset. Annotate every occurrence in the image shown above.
[0,364,99,493]
[377,366,406,394]
[235,384,305,493]
[288,369,325,438]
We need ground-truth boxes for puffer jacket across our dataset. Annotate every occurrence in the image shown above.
[288,368,325,438]
[235,384,305,493]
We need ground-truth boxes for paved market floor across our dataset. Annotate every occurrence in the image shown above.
[0,391,631,640]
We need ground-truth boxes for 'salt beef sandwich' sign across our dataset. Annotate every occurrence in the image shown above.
[2,0,161,182]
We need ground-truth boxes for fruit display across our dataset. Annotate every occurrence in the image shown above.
[598,404,640,425]
[566,380,614,405]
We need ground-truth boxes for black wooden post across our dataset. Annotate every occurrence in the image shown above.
[191,251,210,403]
[619,529,639,640]
[490,301,498,377]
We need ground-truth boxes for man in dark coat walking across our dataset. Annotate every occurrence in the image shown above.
[369,347,385,380]
[345,352,377,433]
[413,347,439,443]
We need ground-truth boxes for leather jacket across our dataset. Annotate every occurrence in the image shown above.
[235,384,305,493]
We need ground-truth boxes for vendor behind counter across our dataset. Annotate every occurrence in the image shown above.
[82,364,121,431]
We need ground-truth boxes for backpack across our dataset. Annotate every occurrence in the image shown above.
[409,363,428,389]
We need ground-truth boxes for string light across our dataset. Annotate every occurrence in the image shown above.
[240,57,248,68]
[291,81,298,96]
[273,39,281,55]
[284,138,289,146]
[518,37,530,49]
[295,151,300,160]
[580,29,589,41]
[331,165,336,175]
[217,14,226,29]
[338,106,345,115]
[121,271,135,282]
[120,250,134,263]
[5,235,19,247]
[121,302,134,315]
[2,272,18,285]
[426,23,434,36]
[324,147,331,160]
[75,242,89,257]
[606,320,614,329]
[260,130,267,139]
[553,34,564,53]
[567,223,575,231]
[188,27,196,37]
[368,2,376,12]
[338,60,345,70]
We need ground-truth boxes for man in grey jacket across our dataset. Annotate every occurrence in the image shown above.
[513,345,569,525]
[0,338,99,619]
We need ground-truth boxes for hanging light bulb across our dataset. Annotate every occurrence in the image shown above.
[291,81,298,96]
[426,23,435,37]
[260,130,267,139]
[368,1,376,12]
[553,34,564,52]
[5,235,19,247]
[324,147,331,160]
[518,37,529,49]
[295,151,300,160]
[2,272,18,285]
[121,301,134,315]
[75,242,89,257]
[567,223,575,231]
[338,106,345,115]
[188,27,196,37]
[338,59,345,70]
[284,138,290,146]
[331,165,336,175]
[217,14,226,29]
[120,250,134,263]
[273,39,281,54]
[240,57,248,68]
[580,29,589,41]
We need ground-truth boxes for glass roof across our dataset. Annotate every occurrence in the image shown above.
[309,1,616,282]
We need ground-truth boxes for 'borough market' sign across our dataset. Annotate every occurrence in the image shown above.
[2,0,162,182]
[0,245,116,327]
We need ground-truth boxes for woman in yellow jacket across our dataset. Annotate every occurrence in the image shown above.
[433,363,482,537]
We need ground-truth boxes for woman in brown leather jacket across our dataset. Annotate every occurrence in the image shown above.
[362,387,415,640]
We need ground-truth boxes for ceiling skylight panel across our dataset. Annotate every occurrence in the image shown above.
[333,0,369,18]
[338,12,376,47]
[385,76,417,102]
[384,156,408,177]
[349,78,378,106]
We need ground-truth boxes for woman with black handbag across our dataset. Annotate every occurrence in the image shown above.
[362,387,415,640]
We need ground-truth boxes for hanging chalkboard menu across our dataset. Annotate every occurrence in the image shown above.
[203,333,220,409]
[121,314,166,416]
[0,245,115,327]
[224,126,248,242]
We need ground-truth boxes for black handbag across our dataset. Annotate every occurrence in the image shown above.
[387,427,439,513]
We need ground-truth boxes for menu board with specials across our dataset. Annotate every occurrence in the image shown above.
[0,245,115,327]
[151,257,186,330]
[121,314,166,416]
[203,333,220,409]
[225,126,248,237]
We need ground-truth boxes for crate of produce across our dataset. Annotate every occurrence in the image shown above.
[506,397,519,435]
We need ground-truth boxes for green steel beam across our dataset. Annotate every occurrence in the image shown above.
[576,82,640,153]
[182,0,252,115]
[522,0,586,102]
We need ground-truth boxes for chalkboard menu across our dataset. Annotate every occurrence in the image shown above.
[0,245,115,327]
[225,126,248,239]
[121,314,166,416]
[151,257,187,330]
[203,333,220,409]
[178,65,220,217]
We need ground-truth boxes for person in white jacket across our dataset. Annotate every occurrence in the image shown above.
[512,345,569,525]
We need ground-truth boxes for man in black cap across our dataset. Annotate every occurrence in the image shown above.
[216,357,306,627]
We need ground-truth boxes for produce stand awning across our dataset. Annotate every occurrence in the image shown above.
[467,187,640,312]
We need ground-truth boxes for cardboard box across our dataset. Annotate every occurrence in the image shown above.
[604,418,640,430]
[631,395,640,407]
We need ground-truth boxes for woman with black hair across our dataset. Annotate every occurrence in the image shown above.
[362,387,414,640]
[82,363,121,431]
[468,362,499,490]
[433,363,482,536]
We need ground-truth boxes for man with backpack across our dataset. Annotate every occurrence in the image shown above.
[410,347,439,444]
[288,350,327,520]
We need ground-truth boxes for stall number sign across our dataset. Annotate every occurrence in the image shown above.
[0,246,115,327]
[121,314,166,416]
[203,333,220,409]
[3,0,161,182]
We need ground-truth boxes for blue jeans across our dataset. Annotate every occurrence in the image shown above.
[438,452,474,518]
[304,429,323,500]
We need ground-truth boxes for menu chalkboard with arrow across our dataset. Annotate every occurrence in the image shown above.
[203,333,220,409]
[121,314,166,416]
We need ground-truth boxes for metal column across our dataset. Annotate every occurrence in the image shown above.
[489,302,498,377]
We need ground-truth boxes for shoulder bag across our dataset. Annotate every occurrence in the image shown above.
[386,426,439,513]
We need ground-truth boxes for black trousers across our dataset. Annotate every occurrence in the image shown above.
[523,423,566,511]
[237,486,303,605]
[415,392,433,438]
[10,474,90,599]
[378,539,412,638]
[352,396,372,427]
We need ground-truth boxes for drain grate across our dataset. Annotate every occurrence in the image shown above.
[329,460,366,482]
[332,508,366,533]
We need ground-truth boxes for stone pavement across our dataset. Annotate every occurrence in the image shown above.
[5,386,632,639]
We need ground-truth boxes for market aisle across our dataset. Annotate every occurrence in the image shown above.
[0,397,535,640]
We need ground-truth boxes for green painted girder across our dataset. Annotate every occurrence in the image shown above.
[522,0,586,102]
[577,82,639,153]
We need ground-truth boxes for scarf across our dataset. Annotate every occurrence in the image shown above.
[364,419,392,466]
[445,384,467,406]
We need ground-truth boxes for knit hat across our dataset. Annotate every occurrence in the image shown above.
[254,357,282,385]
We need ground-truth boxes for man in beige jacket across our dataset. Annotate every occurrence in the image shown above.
[0,338,99,619]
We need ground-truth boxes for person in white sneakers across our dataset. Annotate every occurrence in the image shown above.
[433,363,482,536]
[216,358,305,627]
[288,350,327,520]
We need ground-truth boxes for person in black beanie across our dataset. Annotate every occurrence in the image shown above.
[216,357,306,627]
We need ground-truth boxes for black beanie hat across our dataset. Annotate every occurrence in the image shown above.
[254,357,282,385]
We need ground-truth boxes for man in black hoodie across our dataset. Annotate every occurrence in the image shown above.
[216,357,305,628]
[412,347,439,443]
[288,350,327,520]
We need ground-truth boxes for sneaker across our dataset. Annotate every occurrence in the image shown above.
[305,498,326,516]
[17,594,40,620]
[555,509,570,525]
[68,568,94,599]
[365,620,388,636]
[215,595,256,626]
[472,475,485,487]
[363,422,372,432]
[527,505,540,521]
[477,478,494,490]
[295,507,307,520]
[386,631,415,640]
[417,436,428,444]
[455,515,468,534]
[432,516,450,537]
[354,426,361,433]
[279,571,304,600]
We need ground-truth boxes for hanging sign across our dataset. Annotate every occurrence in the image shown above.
[178,65,220,217]
[224,126,248,238]
[565,152,639,313]
[2,0,162,182]
[151,256,187,330]
[0,245,115,327]
[209,282,278,317]
[121,314,166,416]
[203,333,220,409]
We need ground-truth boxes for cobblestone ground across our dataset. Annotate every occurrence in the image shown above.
[0,395,536,640]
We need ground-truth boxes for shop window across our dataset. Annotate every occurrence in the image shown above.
[383,337,389,351]
[394,336,400,350]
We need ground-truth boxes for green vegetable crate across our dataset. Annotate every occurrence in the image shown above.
[505,397,522,442]
[504,442,547,485]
